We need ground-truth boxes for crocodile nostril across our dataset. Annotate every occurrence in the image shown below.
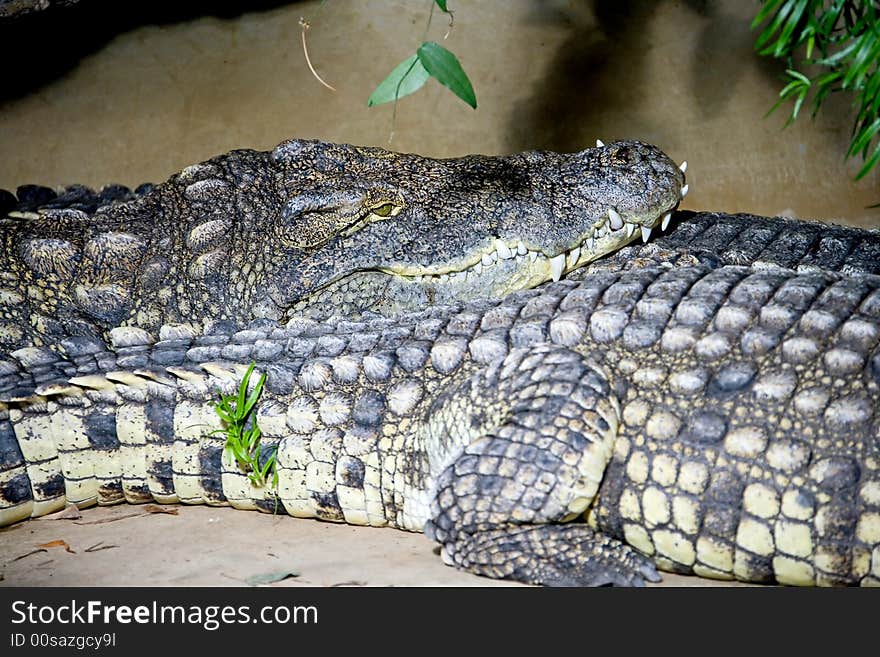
[610,145,639,167]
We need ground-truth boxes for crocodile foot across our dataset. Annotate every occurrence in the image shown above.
[433,523,661,587]
[421,342,661,586]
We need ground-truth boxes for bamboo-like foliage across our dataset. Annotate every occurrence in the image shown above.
[753,1,880,180]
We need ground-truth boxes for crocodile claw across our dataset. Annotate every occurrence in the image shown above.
[436,523,664,588]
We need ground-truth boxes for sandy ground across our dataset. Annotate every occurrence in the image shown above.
[0,504,747,588]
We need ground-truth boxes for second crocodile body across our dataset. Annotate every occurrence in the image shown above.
[2,213,878,586]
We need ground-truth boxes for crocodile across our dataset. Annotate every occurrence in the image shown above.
[1,207,879,586]
[1,138,684,356]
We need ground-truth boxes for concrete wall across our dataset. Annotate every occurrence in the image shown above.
[1,0,877,227]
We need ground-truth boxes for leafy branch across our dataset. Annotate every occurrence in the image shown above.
[752,0,880,180]
[212,362,278,491]
[368,0,477,109]
[298,0,476,122]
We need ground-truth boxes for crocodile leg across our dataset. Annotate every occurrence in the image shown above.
[434,525,660,587]
[422,343,656,585]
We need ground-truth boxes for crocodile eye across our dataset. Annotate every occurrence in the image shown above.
[371,203,396,217]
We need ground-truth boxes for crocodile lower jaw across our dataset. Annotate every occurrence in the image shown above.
[392,207,677,291]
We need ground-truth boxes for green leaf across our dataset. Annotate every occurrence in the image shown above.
[784,68,811,86]
[855,141,880,180]
[245,570,299,586]
[775,0,810,56]
[816,36,859,67]
[242,371,266,417]
[848,116,880,157]
[237,362,254,417]
[843,33,880,89]
[248,424,262,449]
[754,0,800,54]
[751,0,785,31]
[790,89,807,122]
[216,396,233,415]
[417,41,477,109]
[368,54,431,107]
[259,452,275,480]
[434,0,449,12]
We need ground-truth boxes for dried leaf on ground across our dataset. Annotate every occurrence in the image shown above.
[245,570,300,586]
[144,504,178,515]
[330,580,367,587]
[37,539,75,553]
[84,542,118,553]
[35,504,82,521]
[74,511,143,525]
[11,548,47,562]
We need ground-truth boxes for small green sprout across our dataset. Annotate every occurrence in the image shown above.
[212,362,278,491]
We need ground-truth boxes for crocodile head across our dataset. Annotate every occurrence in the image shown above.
[0,138,685,352]
[258,138,686,319]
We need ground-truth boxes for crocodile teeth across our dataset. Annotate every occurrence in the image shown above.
[626,223,635,238]
[661,212,672,231]
[481,252,495,266]
[549,253,566,282]
[529,250,538,262]
[496,240,514,259]
[681,184,689,198]
[516,240,527,256]
[607,208,623,230]
[596,139,605,147]
[568,247,581,268]
[474,262,482,275]
[584,236,595,251]
[640,225,652,243]
[679,160,688,173]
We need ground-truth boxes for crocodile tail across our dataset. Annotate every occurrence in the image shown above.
[0,326,283,528]
[0,374,284,528]
[0,346,77,524]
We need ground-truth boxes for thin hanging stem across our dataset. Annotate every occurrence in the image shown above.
[388,57,419,144]
[299,1,336,92]
[388,1,437,143]
[299,17,337,91]
[422,0,436,42]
